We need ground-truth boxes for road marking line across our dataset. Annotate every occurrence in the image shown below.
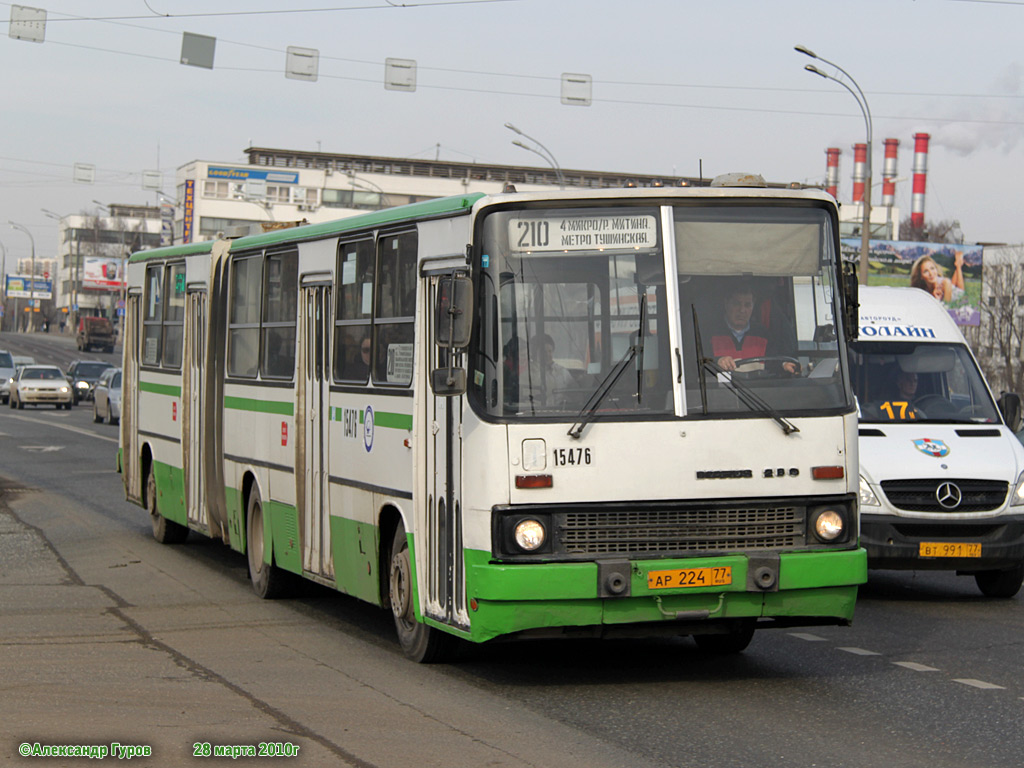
[954,679,1005,690]
[837,647,880,656]
[7,413,118,443]
[789,633,826,641]
[893,661,940,672]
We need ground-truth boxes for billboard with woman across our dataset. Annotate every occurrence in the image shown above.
[840,239,982,325]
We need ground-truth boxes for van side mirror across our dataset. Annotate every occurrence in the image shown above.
[998,392,1022,432]
[841,260,859,341]
[435,275,473,349]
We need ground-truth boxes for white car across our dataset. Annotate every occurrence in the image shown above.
[92,367,122,424]
[9,365,74,410]
[0,350,15,404]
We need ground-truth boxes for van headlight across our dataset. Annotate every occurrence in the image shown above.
[1012,472,1024,507]
[859,475,881,509]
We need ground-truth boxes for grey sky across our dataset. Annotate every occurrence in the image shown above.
[4,0,1024,266]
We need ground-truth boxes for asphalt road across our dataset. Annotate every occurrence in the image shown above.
[1,330,1022,768]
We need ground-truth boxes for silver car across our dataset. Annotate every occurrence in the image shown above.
[92,367,122,424]
[9,365,74,410]
[0,350,15,404]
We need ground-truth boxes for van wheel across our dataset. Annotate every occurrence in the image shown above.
[974,564,1024,598]
[147,464,188,544]
[388,522,456,663]
[693,620,756,654]
[247,489,290,599]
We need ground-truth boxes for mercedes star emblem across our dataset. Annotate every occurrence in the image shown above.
[935,481,963,510]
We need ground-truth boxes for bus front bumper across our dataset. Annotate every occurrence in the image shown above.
[457,548,866,643]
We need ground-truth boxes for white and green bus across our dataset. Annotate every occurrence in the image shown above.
[120,177,867,661]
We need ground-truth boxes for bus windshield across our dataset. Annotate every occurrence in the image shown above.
[849,340,1001,424]
[471,203,849,421]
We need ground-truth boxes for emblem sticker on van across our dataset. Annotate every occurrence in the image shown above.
[912,438,950,458]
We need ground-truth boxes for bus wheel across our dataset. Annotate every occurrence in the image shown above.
[693,620,756,654]
[974,564,1024,598]
[147,464,188,544]
[247,490,289,599]
[388,522,455,663]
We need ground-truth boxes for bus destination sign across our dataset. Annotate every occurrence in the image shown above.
[509,214,657,253]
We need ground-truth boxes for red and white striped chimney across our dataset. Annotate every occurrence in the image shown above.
[825,147,840,199]
[881,138,899,207]
[911,132,930,228]
[852,143,867,203]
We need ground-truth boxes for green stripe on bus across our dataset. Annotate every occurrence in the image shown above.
[139,381,182,397]
[224,396,294,416]
[361,410,412,431]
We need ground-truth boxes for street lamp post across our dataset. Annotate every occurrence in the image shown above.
[795,45,873,284]
[42,208,79,333]
[504,122,566,188]
[0,238,7,332]
[9,221,36,332]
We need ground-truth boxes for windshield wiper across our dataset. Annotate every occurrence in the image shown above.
[568,296,647,439]
[701,358,800,435]
[690,304,798,435]
[691,305,709,415]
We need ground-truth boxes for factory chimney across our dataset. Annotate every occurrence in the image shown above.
[882,138,899,207]
[825,147,840,199]
[911,133,930,229]
[852,143,867,203]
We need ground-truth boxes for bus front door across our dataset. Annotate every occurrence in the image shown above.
[183,288,207,530]
[420,275,469,631]
[297,282,332,578]
[122,293,142,504]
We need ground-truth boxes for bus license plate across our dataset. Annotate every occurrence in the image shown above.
[918,542,982,558]
[647,566,732,590]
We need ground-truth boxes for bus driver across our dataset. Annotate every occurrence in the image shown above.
[708,282,799,375]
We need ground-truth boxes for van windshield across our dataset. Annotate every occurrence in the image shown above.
[849,340,1001,424]
[0,352,12,368]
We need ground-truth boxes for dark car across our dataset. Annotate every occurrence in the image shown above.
[65,360,115,403]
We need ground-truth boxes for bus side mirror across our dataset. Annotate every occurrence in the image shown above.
[842,261,859,341]
[998,392,1022,432]
[431,274,473,397]
[435,275,473,349]
[431,367,467,397]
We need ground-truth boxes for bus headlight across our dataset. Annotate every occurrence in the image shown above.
[1012,472,1024,507]
[859,475,881,508]
[513,519,546,551]
[811,508,845,542]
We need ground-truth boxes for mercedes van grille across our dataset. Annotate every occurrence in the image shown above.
[881,479,1008,513]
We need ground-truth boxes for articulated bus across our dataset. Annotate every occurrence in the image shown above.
[120,177,867,661]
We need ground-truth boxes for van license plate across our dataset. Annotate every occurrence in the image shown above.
[918,542,982,558]
[647,566,732,590]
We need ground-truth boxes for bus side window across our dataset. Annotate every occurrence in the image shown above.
[373,232,416,386]
[228,255,261,378]
[334,238,375,383]
[261,250,298,379]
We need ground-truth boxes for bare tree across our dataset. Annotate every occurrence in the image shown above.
[973,246,1024,396]
[899,216,963,244]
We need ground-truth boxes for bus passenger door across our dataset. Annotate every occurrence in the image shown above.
[298,282,332,578]
[421,275,469,631]
[183,288,207,529]
[121,293,142,503]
